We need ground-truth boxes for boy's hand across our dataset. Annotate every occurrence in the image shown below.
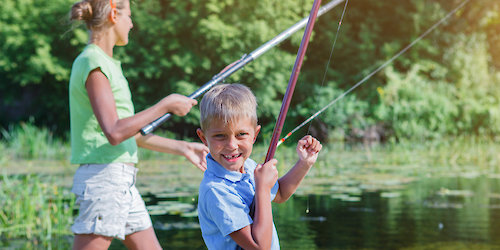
[183,142,209,171]
[161,94,197,116]
[296,135,322,167]
[254,159,278,191]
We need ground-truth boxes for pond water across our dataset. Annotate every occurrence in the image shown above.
[4,142,499,249]
[110,174,500,249]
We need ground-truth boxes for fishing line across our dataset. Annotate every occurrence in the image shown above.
[306,0,349,136]
[140,0,345,135]
[277,0,470,147]
[304,0,348,216]
[306,196,310,213]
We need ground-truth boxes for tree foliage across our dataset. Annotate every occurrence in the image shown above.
[0,0,499,142]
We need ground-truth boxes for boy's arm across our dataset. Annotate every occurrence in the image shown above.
[230,191,272,250]
[274,135,322,203]
[135,133,208,171]
[230,159,278,250]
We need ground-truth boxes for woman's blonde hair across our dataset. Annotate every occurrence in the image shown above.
[70,0,127,30]
[199,84,258,130]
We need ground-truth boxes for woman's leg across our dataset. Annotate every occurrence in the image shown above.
[122,227,162,250]
[73,234,113,250]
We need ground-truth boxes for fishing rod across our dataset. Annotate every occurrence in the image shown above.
[140,0,345,135]
[265,0,323,162]
[250,0,323,221]
[276,0,470,147]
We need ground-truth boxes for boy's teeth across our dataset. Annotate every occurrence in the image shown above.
[224,154,239,159]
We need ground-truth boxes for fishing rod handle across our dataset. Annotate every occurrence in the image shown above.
[139,77,234,136]
[139,89,201,136]
[139,0,342,136]
[139,57,253,136]
[140,113,172,135]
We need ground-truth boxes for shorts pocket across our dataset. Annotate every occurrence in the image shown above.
[71,183,110,205]
[71,184,86,196]
[71,184,88,205]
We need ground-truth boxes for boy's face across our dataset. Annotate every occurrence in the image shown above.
[197,117,261,173]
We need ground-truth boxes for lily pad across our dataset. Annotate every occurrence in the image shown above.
[154,221,201,231]
[380,192,402,198]
[437,188,474,197]
[331,194,350,200]
[155,192,195,199]
[147,201,195,216]
[341,196,361,202]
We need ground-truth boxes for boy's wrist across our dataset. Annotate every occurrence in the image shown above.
[255,188,272,200]
[255,184,273,194]
[296,159,314,169]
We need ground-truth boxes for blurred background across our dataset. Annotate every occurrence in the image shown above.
[1,0,499,143]
[1,0,499,249]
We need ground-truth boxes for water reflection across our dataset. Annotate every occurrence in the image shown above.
[276,175,500,249]
[134,175,500,249]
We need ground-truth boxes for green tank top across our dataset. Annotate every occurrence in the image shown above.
[69,44,138,164]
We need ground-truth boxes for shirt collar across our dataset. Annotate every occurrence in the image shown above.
[206,154,251,183]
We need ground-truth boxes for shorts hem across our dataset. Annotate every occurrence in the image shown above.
[124,220,153,237]
[72,224,126,240]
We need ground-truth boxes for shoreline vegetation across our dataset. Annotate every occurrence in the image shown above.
[2,121,499,163]
[2,1,499,141]
[1,0,499,247]
[1,124,499,248]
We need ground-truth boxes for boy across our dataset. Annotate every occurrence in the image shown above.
[196,83,322,249]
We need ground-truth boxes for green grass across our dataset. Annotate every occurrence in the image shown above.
[0,174,74,249]
[1,121,70,161]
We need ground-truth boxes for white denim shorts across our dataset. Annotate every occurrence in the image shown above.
[71,163,152,240]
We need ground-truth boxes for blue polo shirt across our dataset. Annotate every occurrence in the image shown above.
[198,154,280,249]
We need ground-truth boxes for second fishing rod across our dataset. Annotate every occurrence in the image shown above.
[140,0,345,135]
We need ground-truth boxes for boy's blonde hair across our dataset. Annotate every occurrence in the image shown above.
[70,0,127,30]
[200,84,258,130]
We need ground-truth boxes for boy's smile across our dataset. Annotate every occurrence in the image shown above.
[197,117,260,173]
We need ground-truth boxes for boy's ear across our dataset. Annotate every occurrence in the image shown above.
[196,128,208,146]
[254,125,261,142]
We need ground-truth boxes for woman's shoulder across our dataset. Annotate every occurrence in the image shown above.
[72,45,113,74]
[75,45,103,62]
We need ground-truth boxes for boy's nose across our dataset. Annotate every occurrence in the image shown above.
[226,137,238,149]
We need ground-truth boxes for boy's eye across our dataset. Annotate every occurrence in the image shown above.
[237,132,248,137]
[214,134,225,139]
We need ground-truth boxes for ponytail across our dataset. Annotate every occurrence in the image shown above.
[70,1,93,22]
[69,0,125,30]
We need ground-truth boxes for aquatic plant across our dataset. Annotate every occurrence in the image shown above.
[0,120,69,160]
[0,174,74,249]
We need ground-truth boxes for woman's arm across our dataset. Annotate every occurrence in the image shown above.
[86,68,196,145]
[135,133,208,171]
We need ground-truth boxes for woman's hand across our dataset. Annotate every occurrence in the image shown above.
[160,94,197,116]
[183,142,209,171]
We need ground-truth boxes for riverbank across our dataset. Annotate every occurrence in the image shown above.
[1,137,499,248]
